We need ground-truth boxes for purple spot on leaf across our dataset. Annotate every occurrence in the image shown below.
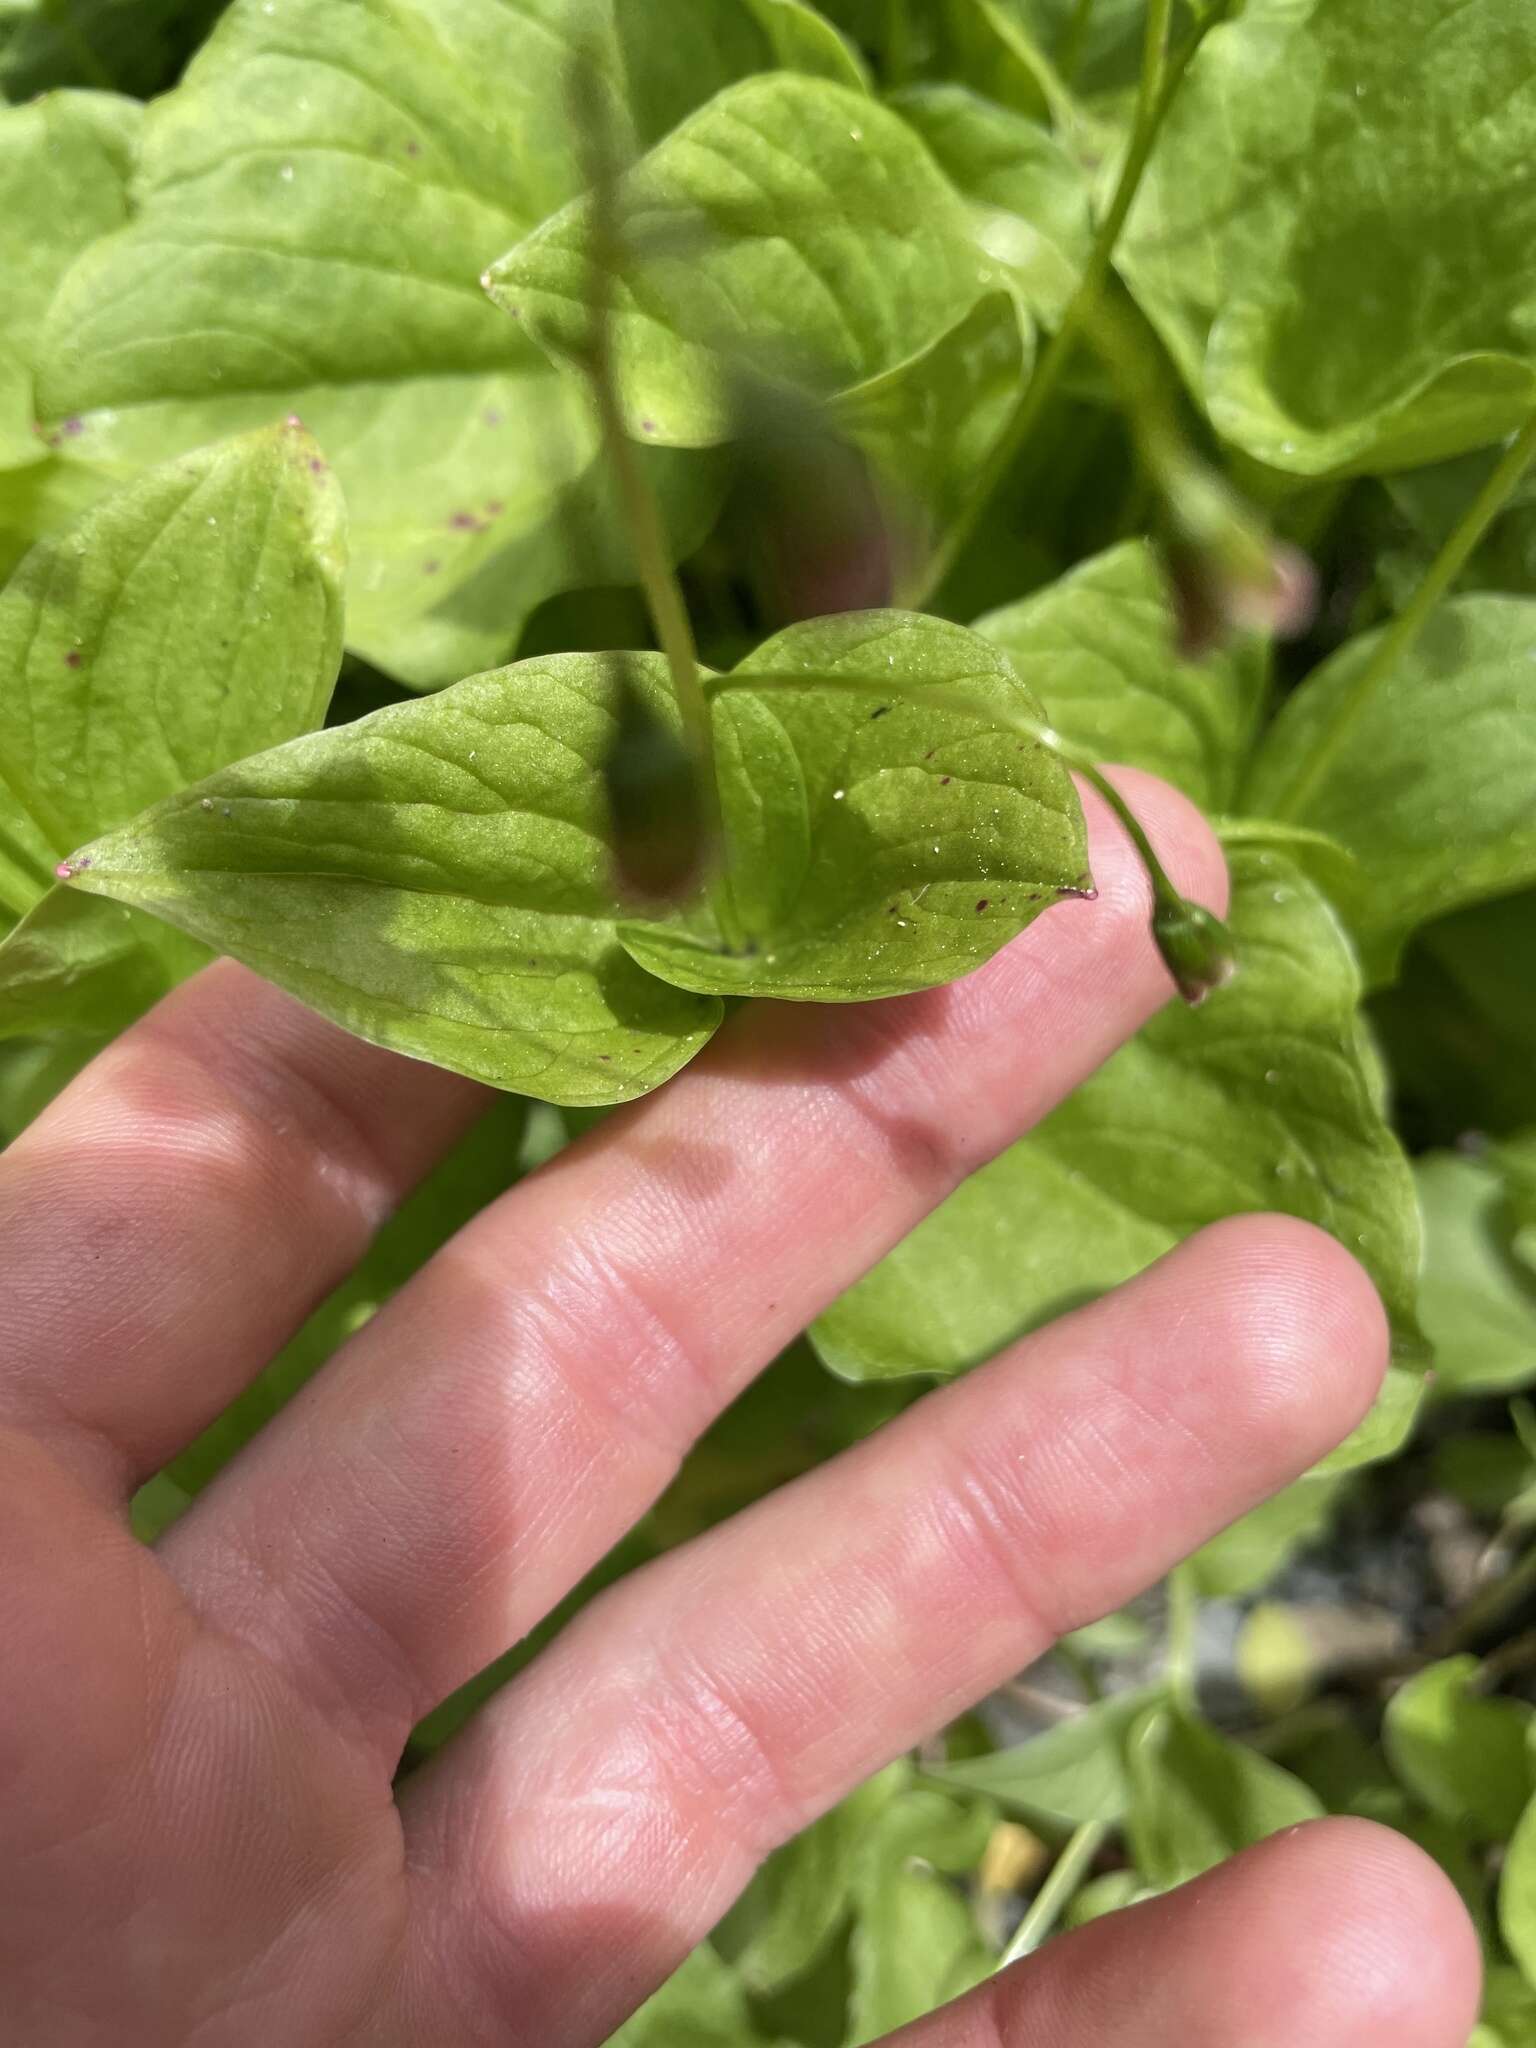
[423,559,441,575]
[485,499,504,516]
[640,418,657,434]
[64,649,82,668]
[62,415,84,437]
[483,408,504,427]
[975,898,989,913]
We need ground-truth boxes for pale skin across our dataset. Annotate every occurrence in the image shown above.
[0,772,1481,2047]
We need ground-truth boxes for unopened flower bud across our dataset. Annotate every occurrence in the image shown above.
[601,666,710,905]
[1153,896,1237,1005]
[1156,458,1317,659]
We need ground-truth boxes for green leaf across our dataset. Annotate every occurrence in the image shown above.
[0,89,140,469]
[845,1781,994,2044]
[813,840,1424,1450]
[0,422,344,881]
[29,0,828,684]
[1416,1153,1536,1396]
[487,74,993,446]
[1119,0,1536,474]
[1500,1788,1536,1991]
[1370,890,1536,1146]
[1475,1967,1536,2048]
[0,889,203,1043]
[0,422,340,1032]
[715,1771,900,1999]
[1246,597,1536,977]
[1186,1470,1346,1602]
[1125,1703,1323,1889]
[925,1685,1163,1831]
[608,1939,788,2048]
[742,0,870,87]
[65,650,723,1106]
[975,540,1267,811]
[619,611,1089,1001]
[1385,1656,1535,1842]
[892,83,1091,330]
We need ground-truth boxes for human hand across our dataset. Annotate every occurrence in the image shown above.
[0,774,1479,2047]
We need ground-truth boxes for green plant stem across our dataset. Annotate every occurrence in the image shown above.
[1163,1563,1199,1708]
[710,667,1195,920]
[1417,1541,1536,1666]
[1269,412,1536,820]
[924,0,1204,598]
[999,1820,1107,1967]
[576,61,744,948]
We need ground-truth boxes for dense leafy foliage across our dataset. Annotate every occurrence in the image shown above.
[4,1,1535,2041]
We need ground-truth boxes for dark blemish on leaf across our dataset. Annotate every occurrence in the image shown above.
[939,775,951,785]
[221,806,233,818]
[599,1053,611,1061]
[74,855,92,871]
[308,457,326,474]
[404,139,421,156]
[64,649,82,668]
[1059,883,1098,901]
[924,748,937,760]
[449,511,483,531]
[423,559,441,575]
[528,958,539,968]
[886,903,898,915]
[640,418,657,434]
[869,705,890,720]
[485,499,504,516]
[483,408,504,427]
[62,415,84,437]
[975,898,989,912]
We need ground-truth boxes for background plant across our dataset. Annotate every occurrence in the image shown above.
[3,1,1536,2042]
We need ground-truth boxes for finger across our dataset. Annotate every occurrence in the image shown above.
[889,1819,1480,2048]
[0,961,486,1494]
[160,772,1225,1754]
[392,1216,1390,2045]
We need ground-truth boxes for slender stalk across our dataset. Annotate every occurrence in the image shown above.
[1163,1564,1199,1709]
[574,60,744,946]
[999,1820,1107,1967]
[924,0,1204,598]
[1415,1540,1536,1666]
[1267,413,1536,820]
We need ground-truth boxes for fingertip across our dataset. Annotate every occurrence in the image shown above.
[1200,1817,1484,2048]
[1180,1213,1392,1476]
